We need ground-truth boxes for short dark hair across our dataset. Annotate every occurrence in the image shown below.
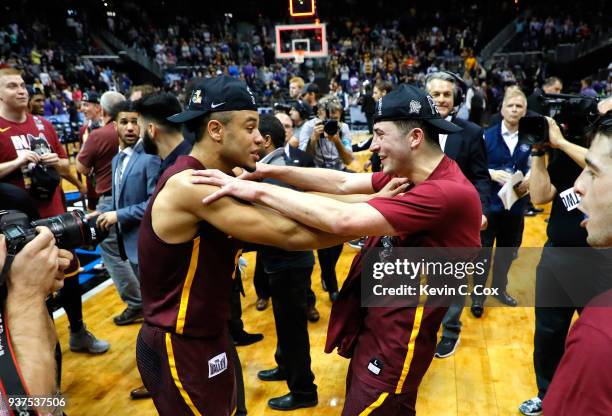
[258,114,285,149]
[133,92,182,133]
[543,76,562,88]
[587,112,612,155]
[186,111,236,143]
[393,119,440,148]
[112,100,137,121]
[375,80,393,94]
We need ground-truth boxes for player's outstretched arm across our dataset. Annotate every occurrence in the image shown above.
[166,170,354,250]
[237,163,376,195]
[191,170,399,237]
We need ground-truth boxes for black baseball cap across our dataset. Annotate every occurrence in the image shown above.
[291,100,312,119]
[82,91,100,104]
[168,76,257,123]
[373,84,462,133]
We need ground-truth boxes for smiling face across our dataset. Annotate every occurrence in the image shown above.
[370,121,418,176]
[426,78,454,118]
[574,133,612,247]
[218,110,263,172]
[0,74,28,112]
[115,111,140,149]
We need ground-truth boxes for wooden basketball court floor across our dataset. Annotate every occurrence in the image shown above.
[54,151,554,415]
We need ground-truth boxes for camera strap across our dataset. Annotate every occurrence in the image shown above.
[0,305,36,414]
[0,254,14,288]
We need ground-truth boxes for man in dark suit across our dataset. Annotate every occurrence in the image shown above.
[426,72,491,358]
[253,114,319,411]
[96,100,161,324]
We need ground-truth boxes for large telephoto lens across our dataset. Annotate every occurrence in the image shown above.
[31,210,92,249]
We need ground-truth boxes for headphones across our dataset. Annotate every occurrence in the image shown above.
[424,71,467,107]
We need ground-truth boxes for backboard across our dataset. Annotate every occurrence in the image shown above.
[274,23,328,60]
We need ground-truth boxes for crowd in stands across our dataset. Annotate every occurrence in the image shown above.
[2,3,609,121]
[0,20,133,118]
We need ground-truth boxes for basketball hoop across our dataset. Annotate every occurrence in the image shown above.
[293,50,305,64]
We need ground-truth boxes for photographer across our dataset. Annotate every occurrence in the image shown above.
[1,227,72,414]
[0,67,109,355]
[298,95,354,300]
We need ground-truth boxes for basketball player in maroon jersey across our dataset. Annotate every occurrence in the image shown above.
[136,76,348,415]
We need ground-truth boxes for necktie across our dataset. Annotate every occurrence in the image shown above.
[115,152,127,207]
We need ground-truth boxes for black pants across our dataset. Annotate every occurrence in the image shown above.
[533,244,612,399]
[56,275,84,333]
[473,211,523,299]
[269,266,317,395]
[317,244,343,294]
[254,252,316,307]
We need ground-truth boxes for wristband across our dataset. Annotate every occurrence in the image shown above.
[531,149,546,157]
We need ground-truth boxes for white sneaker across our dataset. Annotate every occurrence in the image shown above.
[519,397,542,416]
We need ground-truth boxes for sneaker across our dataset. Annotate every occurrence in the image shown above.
[69,325,110,354]
[113,307,144,326]
[347,237,365,250]
[519,397,542,416]
[434,336,460,358]
[93,262,106,271]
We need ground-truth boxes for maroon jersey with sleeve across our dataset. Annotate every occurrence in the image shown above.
[326,156,482,395]
[0,114,68,217]
[138,155,243,338]
[543,289,612,415]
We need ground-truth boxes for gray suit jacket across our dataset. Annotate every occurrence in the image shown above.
[110,141,161,264]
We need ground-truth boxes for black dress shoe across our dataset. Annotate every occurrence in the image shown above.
[130,385,151,399]
[494,290,518,306]
[233,331,264,346]
[470,298,484,318]
[306,305,320,322]
[268,392,318,411]
[258,367,287,381]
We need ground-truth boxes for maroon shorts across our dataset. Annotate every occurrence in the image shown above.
[341,364,416,416]
[136,323,237,416]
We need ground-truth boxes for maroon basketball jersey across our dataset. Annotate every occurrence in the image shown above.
[139,156,243,338]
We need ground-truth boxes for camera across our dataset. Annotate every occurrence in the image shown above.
[0,209,108,256]
[323,119,339,136]
[519,93,599,145]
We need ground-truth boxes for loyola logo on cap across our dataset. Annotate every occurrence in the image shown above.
[426,95,439,116]
[246,86,256,105]
[191,89,203,105]
[409,100,422,114]
[377,98,383,116]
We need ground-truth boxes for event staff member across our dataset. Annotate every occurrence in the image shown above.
[543,108,612,415]
[135,76,346,415]
[426,71,491,358]
[192,85,482,415]
[471,86,530,313]
[518,114,611,415]
[0,67,109,355]
[253,114,318,410]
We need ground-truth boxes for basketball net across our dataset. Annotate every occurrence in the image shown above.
[293,50,305,64]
